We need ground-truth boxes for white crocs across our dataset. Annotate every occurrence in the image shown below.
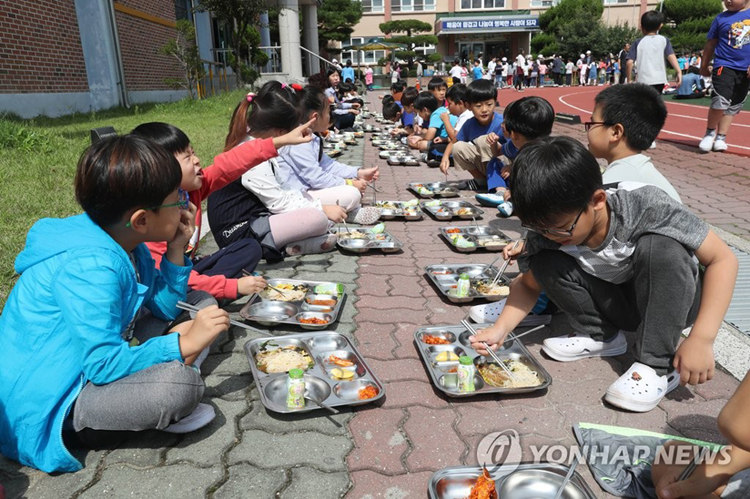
[469,299,551,327]
[604,362,680,412]
[162,403,216,433]
[542,331,627,362]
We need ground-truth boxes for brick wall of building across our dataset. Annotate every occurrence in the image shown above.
[116,0,184,91]
[0,1,88,94]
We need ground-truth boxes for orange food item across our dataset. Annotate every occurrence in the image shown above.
[423,334,451,345]
[299,317,328,325]
[358,385,379,400]
[446,228,461,234]
[308,298,336,306]
[328,355,354,367]
[468,467,497,499]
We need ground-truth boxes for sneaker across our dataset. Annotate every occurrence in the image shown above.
[349,206,381,225]
[475,192,506,207]
[286,233,338,256]
[698,131,716,152]
[542,331,628,362]
[420,152,428,162]
[713,137,728,152]
[427,159,441,168]
[162,403,216,434]
[604,362,680,412]
[469,298,552,326]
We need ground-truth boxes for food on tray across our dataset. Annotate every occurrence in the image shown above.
[417,186,432,195]
[306,297,337,307]
[474,281,510,296]
[476,236,506,248]
[338,230,369,240]
[370,223,385,234]
[298,316,329,325]
[376,201,399,210]
[256,345,314,373]
[404,209,419,217]
[260,283,307,301]
[402,198,419,207]
[424,200,441,207]
[450,234,476,249]
[314,283,344,295]
[456,207,473,216]
[478,360,541,388]
[468,467,498,499]
[358,385,379,400]
[328,355,354,367]
[423,334,452,345]
[330,367,354,380]
[445,228,462,234]
[431,269,453,275]
[435,351,459,362]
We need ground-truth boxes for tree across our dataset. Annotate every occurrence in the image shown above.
[160,20,205,98]
[196,0,269,86]
[531,0,604,58]
[379,20,437,69]
[661,0,722,54]
[318,0,363,58]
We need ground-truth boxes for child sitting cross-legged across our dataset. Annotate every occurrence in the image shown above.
[0,136,232,473]
[471,136,738,413]
[439,79,506,192]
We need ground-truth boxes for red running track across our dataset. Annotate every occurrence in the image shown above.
[495,85,750,156]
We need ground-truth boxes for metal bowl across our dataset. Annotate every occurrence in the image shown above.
[403,210,422,221]
[428,345,467,364]
[418,331,457,344]
[332,378,379,401]
[338,238,370,253]
[262,373,331,412]
[404,158,420,166]
[438,372,485,392]
[379,209,397,220]
[296,311,333,330]
[322,350,365,379]
[464,226,493,236]
[303,333,349,351]
[379,151,391,159]
[455,265,489,278]
[303,294,338,312]
[429,266,456,276]
[434,210,453,221]
[246,301,298,325]
[457,207,482,220]
[498,468,588,499]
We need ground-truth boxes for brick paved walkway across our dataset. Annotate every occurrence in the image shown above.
[1,90,748,498]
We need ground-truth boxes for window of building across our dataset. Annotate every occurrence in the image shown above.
[360,0,384,13]
[414,43,436,57]
[530,0,559,7]
[174,0,192,21]
[603,0,628,3]
[343,37,387,65]
[460,0,506,10]
[391,0,435,12]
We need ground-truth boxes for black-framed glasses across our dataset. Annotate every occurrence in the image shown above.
[584,121,610,132]
[126,189,190,228]
[522,206,586,238]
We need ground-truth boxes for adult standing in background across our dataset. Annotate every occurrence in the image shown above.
[416,60,423,87]
[618,43,630,84]
[341,59,355,83]
[487,57,496,81]
[391,62,400,84]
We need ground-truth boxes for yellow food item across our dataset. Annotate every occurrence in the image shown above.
[435,351,459,362]
[331,368,354,380]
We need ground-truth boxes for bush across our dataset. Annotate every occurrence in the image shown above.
[0,119,52,153]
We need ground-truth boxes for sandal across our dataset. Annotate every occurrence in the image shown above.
[604,362,680,412]
[469,299,552,327]
[542,331,627,362]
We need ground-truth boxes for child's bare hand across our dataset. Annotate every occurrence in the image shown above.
[501,164,512,179]
[237,275,267,296]
[439,159,450,175]
[352,179,367,194]
[273,117,315,148]
[178,305,229,361]
[673,335,715,385]
[322,204,347,223]
[168,202,197,252]
[433,137,444,144]
[502,239,525,261]
[357,166,379,182]
[486,132,500,145]
[469,325,509,355]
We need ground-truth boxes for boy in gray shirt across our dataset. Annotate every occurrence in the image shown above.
[471,136,738,413]
[626,10,682,94]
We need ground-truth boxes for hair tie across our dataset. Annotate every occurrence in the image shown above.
[281,83,288,89]
[291,83,303,92]
[246,93,255,103]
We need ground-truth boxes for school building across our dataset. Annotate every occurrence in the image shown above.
[344,0,661,66]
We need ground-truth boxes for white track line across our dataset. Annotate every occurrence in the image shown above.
[558,92,750,151]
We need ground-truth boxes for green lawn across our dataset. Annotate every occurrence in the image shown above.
[667,94,750,111]
[0,90,248,308]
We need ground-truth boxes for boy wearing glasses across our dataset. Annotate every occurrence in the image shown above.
[471,137,737,412]
[586,84,681,202]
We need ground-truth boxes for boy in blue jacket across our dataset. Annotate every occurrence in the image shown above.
[0,136,230,473]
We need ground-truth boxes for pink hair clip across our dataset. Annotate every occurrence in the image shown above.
[246,93,255,103]
[281,83,288,89]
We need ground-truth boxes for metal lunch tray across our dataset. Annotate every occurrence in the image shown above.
[439,225,511,253]
[424,263,511,303]
[332,226,403,253]
[421,200,484,220]
[428,463,595,499]
[375,200,423,221]
[239,279,346,329]
[244,331,385,414]
[408,182,460,198]
[414,323,552,398]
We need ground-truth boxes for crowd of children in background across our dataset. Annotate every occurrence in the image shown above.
[0,7,748,497]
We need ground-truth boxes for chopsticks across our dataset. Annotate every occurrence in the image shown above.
[503,324,546,345]
[461,319,517,382]
[336,200,351,233]
[677,446,708,482]
[241,270,288,298]
[488,237,524,287]
[176,301,267,334]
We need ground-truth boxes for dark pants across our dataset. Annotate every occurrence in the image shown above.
[530,234,701,374]
[192,238,262,279]
[333,112,356,130]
